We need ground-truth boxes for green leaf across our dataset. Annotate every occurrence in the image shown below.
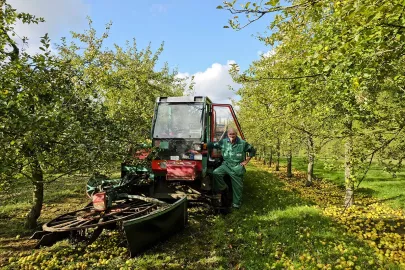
[265,0,279,6]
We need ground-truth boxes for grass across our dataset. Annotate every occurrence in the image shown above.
[3,163,398,269]
[0,174,91,268]
[273,156,405,209]
[0,175,90,238]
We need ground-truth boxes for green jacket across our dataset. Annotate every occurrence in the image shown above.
[208,137,256,167]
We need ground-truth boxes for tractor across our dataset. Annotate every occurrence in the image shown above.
[31,96,246,256]
[129,96,245,203]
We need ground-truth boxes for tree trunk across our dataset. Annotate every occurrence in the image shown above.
[258,147,262,161]
[287,150,293,178]
[25,158,44,229]
[269,148,273,167]
[275,138,280,171]
[344,123,354,207]
[287,134,293,178]
[263,148,266,165]
[306,135,314,187]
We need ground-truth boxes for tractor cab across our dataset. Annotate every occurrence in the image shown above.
[149,96,244,201]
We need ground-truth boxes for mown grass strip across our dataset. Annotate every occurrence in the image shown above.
[277,156,405,210]
[257,160,405,269]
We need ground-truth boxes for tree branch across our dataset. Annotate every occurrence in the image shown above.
[226,0,322,30]
[355,127,404,188]
[239,73,324,82]
[0,28,20,61]
[42,167,89,184]
[380,23,405,29]
[235,12,266,30]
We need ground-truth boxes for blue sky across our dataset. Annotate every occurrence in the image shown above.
[10,0,275,103]
[84,0,272,73]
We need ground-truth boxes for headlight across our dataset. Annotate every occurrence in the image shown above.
[159,161,166,169]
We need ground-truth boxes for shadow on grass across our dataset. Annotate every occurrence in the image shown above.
[356,185,405,206]
[0,218,30,237]
[119,167,380,269]
[365,194,405,206]
[356,187,376,197]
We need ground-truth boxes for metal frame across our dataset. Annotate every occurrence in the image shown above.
[210,104,245,141]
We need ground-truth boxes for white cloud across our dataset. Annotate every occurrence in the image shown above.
[257,49,276,58]
[8,0,90,54]
[177,61,241,104]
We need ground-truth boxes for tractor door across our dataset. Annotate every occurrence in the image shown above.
[210,104,244,158]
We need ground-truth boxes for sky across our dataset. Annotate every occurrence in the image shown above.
[9,0,275,103]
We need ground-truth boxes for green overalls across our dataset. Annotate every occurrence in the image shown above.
[209,137,255,208]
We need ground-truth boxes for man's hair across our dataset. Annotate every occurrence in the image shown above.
[227,127,237,134]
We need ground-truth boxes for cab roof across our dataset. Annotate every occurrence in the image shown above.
[156,96,212,104]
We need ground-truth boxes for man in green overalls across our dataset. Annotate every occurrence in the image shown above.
[208,127,256,209]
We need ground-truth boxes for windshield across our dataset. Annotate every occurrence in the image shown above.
[153,103,204,139]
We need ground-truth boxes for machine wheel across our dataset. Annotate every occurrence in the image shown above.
[68,226,105,245]
[43,198,165,233]
[32,196,188,250]
[38,197,169,246]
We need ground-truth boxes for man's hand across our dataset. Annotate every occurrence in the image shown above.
[240,157,251,167]
[240,161,248,166]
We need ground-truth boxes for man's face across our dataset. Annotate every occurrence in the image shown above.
[228,130,237,143]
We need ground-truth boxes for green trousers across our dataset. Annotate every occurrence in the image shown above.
[213,163,245,207]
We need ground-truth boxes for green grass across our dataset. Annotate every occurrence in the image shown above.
[2,165,389,269]
[0,174,90,253]
[274,156,405,210]
[0,169,122,239]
